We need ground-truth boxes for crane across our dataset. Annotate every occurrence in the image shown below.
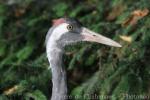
[45,18,121,100]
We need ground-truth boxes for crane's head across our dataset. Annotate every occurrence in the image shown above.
[46,18,121,48]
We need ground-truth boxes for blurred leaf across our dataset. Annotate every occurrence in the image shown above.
[0,5,6,36]
[25,90,47,100]
[107,3,126,21]
[122,8,149,27]
[4,85,19,95]
[52,3,68,17]
[70,6,82,17]
[3,80,28,95]
[71,86,84,100]
[0,95,9,100]
[112,73,130,100]
[119,35,132,43]
[27,17,43,27]
[85,53,96,66]
[0,42,7,56]
[16,44,34,62]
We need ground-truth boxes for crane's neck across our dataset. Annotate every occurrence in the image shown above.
[46,42,67,100]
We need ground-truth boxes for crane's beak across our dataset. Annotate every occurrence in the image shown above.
[81,27,122,47]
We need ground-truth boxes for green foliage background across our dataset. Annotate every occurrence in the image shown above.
[0,0,150,100]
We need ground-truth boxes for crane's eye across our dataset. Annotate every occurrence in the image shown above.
[67,25,73,31]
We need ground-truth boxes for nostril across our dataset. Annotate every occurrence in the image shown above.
[93,35,96,36]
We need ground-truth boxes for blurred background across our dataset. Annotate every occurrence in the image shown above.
[0,0,150,100]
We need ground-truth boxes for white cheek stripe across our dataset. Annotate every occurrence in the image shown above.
[51,23,69,41]
[46,23,69,64]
